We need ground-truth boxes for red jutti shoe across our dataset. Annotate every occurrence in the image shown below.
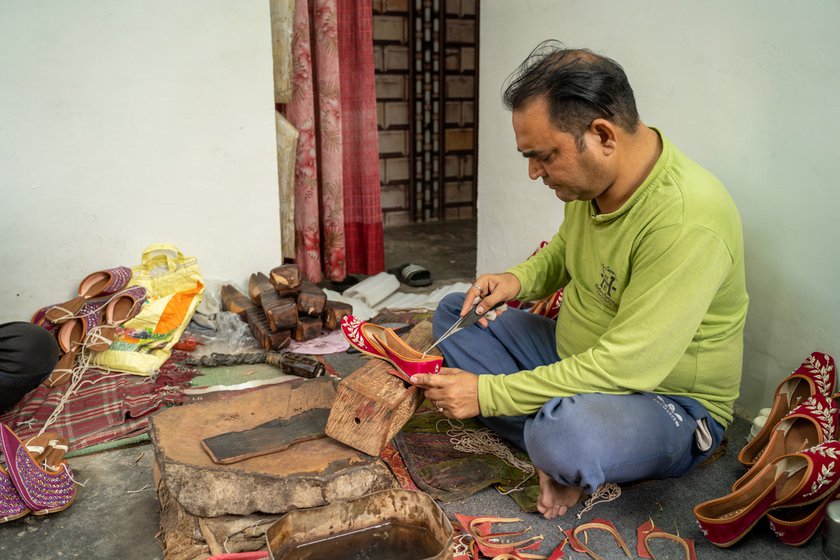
[695,441,840,547]
[341,316,442,383]
[739,352,835,466]
[733,393,837,491]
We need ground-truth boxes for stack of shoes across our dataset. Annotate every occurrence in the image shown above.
[30,267,147,387]
[694,352,839,547]
[0,424,76,523]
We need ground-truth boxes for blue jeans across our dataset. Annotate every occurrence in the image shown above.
[433,292,724,494]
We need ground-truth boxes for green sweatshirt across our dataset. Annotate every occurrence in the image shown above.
[479,132,748,427]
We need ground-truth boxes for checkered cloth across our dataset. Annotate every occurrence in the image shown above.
[0,352,196,450]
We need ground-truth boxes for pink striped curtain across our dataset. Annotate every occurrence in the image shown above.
[287,0,383,282]
[337,0,384,275]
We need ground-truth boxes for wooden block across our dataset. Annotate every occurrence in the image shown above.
[245,307,291,351]
[220,284,257,318]
[323,300,353,330]
[275,284,302,299]
[261,290,298,332]
[293,315,323,342]
[297,280,327,317]
[325,321,439,456]
[248,272,274,304]
[269,264,301,290]
[201,408,330,465]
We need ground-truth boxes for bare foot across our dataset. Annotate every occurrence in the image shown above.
[536,469,583,520]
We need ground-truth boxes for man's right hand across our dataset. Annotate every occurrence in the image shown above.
[463,272,521,327]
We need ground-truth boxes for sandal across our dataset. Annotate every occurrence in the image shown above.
[733,393,838,491]
[56,300,111,353]
[44,266,132,324]
[388,263,432,287]
[102,286,146,326]
[738,352,835,466]
[0,423,76,515]
[30,306,57,333]
[694,440,840,547]
[43,350,77,388]
[341,315,442,383]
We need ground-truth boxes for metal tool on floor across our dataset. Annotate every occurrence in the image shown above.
[424,299,505,354]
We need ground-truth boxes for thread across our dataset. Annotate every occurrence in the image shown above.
[437,418,535,492]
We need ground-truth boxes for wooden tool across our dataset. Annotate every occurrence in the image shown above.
[248,272,274,304]
[201,408,330,464]
[220,284,257,318]
[325,321,439,456]
[297,280,327,316]
[245,307,291,351]
[270,264,301,289]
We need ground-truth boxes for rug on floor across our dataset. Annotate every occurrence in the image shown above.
[0,350,197,454]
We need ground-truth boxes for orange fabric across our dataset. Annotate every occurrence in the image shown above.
[154,282,203,335]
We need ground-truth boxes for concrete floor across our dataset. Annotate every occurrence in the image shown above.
[383,219,477,286]
[0,219,826,558]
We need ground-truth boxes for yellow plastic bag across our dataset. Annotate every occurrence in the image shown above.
[93,244,204,375]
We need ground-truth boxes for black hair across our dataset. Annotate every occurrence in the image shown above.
[502,41,640,148]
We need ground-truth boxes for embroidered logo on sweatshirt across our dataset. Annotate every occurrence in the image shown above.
[595,264,618,305]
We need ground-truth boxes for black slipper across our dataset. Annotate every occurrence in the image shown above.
[388,263,432,287]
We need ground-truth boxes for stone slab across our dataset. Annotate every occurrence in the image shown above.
[150,377,397,517]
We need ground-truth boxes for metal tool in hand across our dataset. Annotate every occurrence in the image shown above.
[424,299,505,354]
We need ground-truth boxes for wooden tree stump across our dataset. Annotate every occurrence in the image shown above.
[150,377,397,518]
[325,320,439,456]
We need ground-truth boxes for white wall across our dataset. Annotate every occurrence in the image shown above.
[0,1,281,321]
[478,0,840,416]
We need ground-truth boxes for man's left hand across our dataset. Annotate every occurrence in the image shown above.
[410,367,480,419]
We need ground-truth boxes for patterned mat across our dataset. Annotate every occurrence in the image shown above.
[393,402,540,512]
[0,351,197,453]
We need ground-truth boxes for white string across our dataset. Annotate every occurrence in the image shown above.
[52,286,140,322]
[36,320,151,437]
[576,482,621,519]
[437,418,535,492]
[59,463,88,488]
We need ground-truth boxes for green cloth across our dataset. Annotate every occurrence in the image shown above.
[479,131,748,427]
